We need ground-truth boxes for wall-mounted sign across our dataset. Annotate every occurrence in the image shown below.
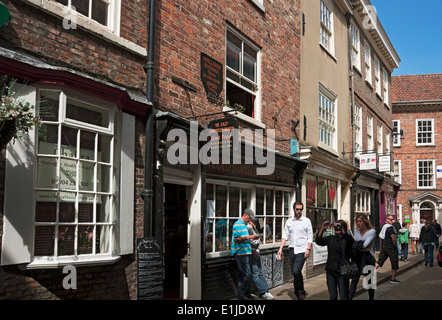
[360,153,376,170]
[201,52,223,101]
[378,155,391,172]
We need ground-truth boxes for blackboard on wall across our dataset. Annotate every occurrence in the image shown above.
[137,237,163,300]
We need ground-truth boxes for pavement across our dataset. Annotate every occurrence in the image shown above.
[263,250,427,300]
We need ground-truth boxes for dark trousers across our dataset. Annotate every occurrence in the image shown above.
[289,249,306,298]
[349,275,375,300]
[326,271,349,300]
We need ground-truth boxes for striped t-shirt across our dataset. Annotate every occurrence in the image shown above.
[231,218,252,256]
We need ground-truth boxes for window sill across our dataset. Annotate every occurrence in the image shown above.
[318,142,339,157]
[222,106,266,129]
[319,43,337,62]
[25,254,121,270]
[365,79,373,90]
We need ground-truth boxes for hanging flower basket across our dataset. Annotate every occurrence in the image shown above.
[0,77,44,151]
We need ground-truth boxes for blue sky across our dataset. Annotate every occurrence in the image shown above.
[370,0,442,75]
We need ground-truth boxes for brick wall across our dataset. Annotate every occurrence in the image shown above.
[393,109,442,221]
[154,0,302,155]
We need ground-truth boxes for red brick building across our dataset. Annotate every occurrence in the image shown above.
[392,74,442,225]
[0,0,307,300]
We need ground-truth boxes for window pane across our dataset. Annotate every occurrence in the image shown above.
[79,202,93,222]
[92,0,108,25]
[256,188,264,215]
[229,186,240,218]
[266,189,273,215]
[98,134,112,163]
[34,226,55,256]
[57,225,75,256]
[216,185,228,216]
[317,178,327,208]
[35,201,56,222]
[96,225,111,254]
[59,202,75,222]
[66,98,109,128]
[39,91,59,121]
[78,225,94,255]
[72,0,89,17]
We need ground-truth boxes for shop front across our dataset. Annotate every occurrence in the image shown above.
[155,112,308,300]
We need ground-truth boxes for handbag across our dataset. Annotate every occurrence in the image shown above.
[340,260,359,279]
[437,250,442,267]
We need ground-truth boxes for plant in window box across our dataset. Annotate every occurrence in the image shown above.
[0,77,44,151]
[78,227,94,254]
[58,227,73,256]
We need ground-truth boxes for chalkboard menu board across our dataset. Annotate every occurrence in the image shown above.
[137,237,163,300]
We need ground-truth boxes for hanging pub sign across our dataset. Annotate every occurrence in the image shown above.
[359,153,377,170]
[201,52,223,103]
[378,155,391,172]
[208,116,238,151]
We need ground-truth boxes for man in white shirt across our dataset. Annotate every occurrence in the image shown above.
[277,201,313,300]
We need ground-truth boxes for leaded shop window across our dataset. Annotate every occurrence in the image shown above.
[204,183,292,256]
[34,89,116,257]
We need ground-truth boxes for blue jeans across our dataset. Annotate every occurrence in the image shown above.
[326,271,349,300]
[234,254,253,299]
[424,244,434,266]
[401,243,408,261]
[250,253,269,295]
[289,250,306,297]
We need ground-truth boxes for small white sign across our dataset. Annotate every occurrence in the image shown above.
[437,165,442,178]
[360,153,377,170]
[378,155,391,172]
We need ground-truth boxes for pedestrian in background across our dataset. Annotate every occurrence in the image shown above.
[277,201,313,300]
[418,219,426,254]
[420,220,437,267]
[231,208,260,300]
[432,220,441,249]
[398,222,410,262]
[376,215,401,284]
[247,218,274,300]
[316,220,355,300]
[349,214,376,300]
[409,220,420,255]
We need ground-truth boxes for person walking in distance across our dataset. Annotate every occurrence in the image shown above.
[277,201,313,300]
[420,220,437,267]
[231,208,260,300]
[398,222,410,262]
[432,220,441,249]
[408,220,420,255]
[375,215,401,284]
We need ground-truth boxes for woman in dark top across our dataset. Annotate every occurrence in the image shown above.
[316,219,355,300]
[420,220,437,267]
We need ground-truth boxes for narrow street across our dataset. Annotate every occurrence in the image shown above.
[354,256,442,300]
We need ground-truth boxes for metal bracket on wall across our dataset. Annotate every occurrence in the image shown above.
[172,76,197,92]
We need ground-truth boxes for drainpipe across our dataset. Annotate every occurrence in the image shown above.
[346,12,356,167]
[143,0,157,238]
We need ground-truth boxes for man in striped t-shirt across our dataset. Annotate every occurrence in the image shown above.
[231,208,259,300]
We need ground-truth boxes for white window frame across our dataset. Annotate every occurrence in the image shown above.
[367,114,374,152]
[364,41,372,85]
[417,160,436,189]
[354,103,362,158]
[416,118,435,146]
[354,190,370,216]
[394,160,401,184]
[320,0,334,54]
[1,84,135,268]
[382,68,389,107]
[385,131,390,155]
[224,26,263,126]
[351,22,361,71]
[318,84,337,152]
[374,56,381,96]
[377,124,383,155]
[205,180,294,259]
[393,120,401,147]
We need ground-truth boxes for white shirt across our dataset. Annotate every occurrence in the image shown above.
[282,216,313,254]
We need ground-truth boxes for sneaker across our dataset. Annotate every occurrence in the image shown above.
[261,292,274,300]
[390,278,401,284]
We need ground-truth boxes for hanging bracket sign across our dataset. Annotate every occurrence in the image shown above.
[359,153,377,170]
[201,52,223,104]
